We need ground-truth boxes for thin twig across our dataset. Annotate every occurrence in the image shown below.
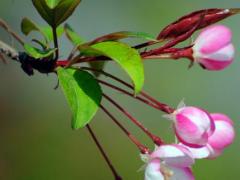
[100,105,150,154]
[98,79,163,110]
[103,93,163,146]
[81,67,175,114]
[0,18,24,45]
[86,124,122,180]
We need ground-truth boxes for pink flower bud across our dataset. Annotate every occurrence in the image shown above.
[173,106,215,147]
[193,25,234,71]
[207,113,235,156]
[181,113,235,159]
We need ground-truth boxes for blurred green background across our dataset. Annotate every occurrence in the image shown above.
[0,0,239,179]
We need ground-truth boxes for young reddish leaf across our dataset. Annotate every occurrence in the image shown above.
[57,67,102,129]
[32,0,81,27]
[88,31,157,45]
[92,41,144,94]
[24,44,56,59]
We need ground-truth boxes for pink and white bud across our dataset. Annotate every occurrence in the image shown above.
[173,106,215,147]
[143,144,195,180]
[182,113,235,159]
[193,25,234,71]
[207,113,235,157]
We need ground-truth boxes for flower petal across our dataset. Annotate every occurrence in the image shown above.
[144,159,164,180]
[194,25,232,54]
[170,167,195,180]
[208,113,235,150]
[174,106,215,147]
[151,144,194,168]
[181,144,211,159]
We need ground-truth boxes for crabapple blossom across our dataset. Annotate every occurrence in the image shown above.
[165,106,215,147]
[182,113,235,159]
[192,25,234,71]
[143,144,195,180]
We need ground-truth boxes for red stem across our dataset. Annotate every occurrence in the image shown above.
[100,105,150,154]
[103,93,163,146]
[81,67,175,114]
[98,79,163,110]
[86,124,122,180]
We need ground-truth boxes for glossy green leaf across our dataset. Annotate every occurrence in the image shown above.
[32,0,81,27]
[57,67,102,129]
[24,44,56,59]
[89,31,157,45]
[92,41,144,94]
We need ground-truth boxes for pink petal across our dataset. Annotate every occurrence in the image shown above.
[211,113,234,125]
[174,107,214,147]
[171,167,195,180]
[150,144,194,168]
[208,113,235,150]
[180,143,211,159]
[194,25,232,54]
[196,44,234,71]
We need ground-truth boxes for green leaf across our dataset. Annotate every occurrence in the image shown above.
[32,0,81,27]
[57,67,102,129]
[45,0,61,8]
[21,18,40,36]
[89,31,157,45]
[21,17,64,43]
[24,44,56,59]
[92,41,144,94]
[41,26,64,41]
[64,24,84,46]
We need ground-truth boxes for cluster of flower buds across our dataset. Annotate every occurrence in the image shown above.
[141,13,236,179]
[143,8,238,71]
[143,104,235,180]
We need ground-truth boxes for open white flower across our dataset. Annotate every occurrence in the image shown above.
[142,144,195,180]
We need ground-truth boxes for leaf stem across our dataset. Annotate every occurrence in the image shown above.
[86,124,122,180]
[100,105,150,154]
[103,93,163,146]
